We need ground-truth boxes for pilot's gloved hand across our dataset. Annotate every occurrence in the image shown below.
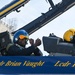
[34,38,41,47]
[29,38,34,45]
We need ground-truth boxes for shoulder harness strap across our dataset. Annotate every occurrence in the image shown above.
[6,43,13,51]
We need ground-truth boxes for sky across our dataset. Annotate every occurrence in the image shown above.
[0,0,75,56]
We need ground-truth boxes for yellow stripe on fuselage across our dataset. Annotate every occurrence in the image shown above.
[0,0,25,15]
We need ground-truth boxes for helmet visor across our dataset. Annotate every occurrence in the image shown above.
[19,35,28,40]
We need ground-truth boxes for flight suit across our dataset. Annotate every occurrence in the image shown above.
[6,43,43,56]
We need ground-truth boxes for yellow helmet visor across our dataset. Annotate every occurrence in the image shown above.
[19,35,28,40]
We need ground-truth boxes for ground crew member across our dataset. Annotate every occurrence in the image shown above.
[63,28,75,43]
[6,30,43,56]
